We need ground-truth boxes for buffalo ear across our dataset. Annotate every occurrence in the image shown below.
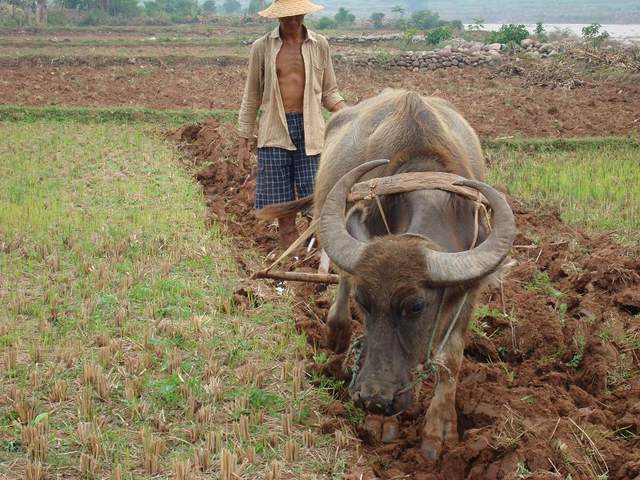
[346,207,371,242]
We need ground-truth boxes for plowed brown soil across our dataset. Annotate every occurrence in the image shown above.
[171,119,640,479]
[3,62,640,137]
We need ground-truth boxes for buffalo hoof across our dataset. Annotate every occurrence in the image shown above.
[326,323,352,353]
[420,414,457,462]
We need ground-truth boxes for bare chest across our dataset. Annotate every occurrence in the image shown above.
[275,42,305,79]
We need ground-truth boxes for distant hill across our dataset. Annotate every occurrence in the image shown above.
[301,0,640,24]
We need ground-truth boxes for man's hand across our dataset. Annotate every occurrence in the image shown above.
[331,101,346,112]
[238,137,251,164]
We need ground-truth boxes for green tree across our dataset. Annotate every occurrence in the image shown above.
[410,9,439,29]
[110,0,139,16]
[201,0,215,12]
[535,21,548,42]
[486,24,529,45]
[370,12,384,28]
[222,0,240,14]
[334,7,354,26]
[467,17,484,32]
[391,5,404,17]
[246,0,263,15]
[582,23,610,47]
[315,16,336,29]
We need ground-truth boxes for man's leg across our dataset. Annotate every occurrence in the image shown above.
[255,147,296,248]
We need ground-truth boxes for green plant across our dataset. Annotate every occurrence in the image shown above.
[374,48,391,64]
[567,335,585,368]
[426,25,452,45]
[315,16,336,30]
[535,21,548,42]
[402,27,417,48]
[487,24,529,45]
[582,23,610,47]
[527,271,563,299]
[334,7,355,27]
[370,11,385,29]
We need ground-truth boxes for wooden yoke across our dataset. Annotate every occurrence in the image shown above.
[252,172,491,284]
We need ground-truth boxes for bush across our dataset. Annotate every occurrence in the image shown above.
[46,10,70,25]
[486,24,529,45]
[426,25,452,45]
[315,16,336,30]
[401,27,417,48]
[111,0,140,17]
[410,9,439,29]
[334,7,354,27]
[582,23,610,47]
[79,9,113,25]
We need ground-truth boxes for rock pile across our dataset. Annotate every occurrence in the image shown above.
[351,42,504,70]
[519,39,560,59]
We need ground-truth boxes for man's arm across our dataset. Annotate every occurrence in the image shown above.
[321,40,345,112]
[238,40,264,162]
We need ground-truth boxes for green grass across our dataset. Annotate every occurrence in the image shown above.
[0,120,350,478]
[483,136,640,153]
[488,143,640,244]
[0,104,238,125]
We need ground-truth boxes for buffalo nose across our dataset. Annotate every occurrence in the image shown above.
[354,383,396,416]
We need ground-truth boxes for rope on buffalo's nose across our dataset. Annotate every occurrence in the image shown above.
[395,291,468,395]
[345,290,469,396]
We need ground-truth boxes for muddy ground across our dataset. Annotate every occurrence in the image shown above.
[3,61,640,137]
[169,119,640,479]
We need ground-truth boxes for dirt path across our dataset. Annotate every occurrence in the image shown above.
[2,62,639,137]
[171,119,640,480]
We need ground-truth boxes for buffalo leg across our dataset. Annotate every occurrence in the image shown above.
[420,328,465,462]
[326,275,352,353]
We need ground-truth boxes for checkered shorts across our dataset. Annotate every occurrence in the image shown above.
[255,113,319,210]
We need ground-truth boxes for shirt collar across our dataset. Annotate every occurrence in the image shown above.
[269,25,317,43]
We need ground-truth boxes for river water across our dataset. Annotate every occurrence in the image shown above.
[474,23,640,42]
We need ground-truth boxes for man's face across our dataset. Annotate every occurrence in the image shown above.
[279,14,304,31]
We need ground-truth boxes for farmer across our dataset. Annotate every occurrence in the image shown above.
[237,0,345,248]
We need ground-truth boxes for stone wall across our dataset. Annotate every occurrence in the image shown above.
[346,39,564,71]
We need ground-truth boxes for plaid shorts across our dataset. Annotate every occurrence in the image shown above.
[255,112,319,210]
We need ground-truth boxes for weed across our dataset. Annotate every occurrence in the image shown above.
[568,335,586,369]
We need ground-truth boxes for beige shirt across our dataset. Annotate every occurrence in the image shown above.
[237,26,344,156]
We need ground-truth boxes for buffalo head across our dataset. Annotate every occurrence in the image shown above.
[318,160,516,415]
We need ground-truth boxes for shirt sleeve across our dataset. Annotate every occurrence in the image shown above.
[237,40,264,139]
[321,41,344,111]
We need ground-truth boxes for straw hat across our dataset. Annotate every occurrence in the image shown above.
[258,0,323,18]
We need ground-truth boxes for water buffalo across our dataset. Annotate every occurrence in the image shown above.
[258,89,516,460]
[315,89,516,461]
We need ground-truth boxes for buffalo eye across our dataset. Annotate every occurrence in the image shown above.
[402,298,425,317]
